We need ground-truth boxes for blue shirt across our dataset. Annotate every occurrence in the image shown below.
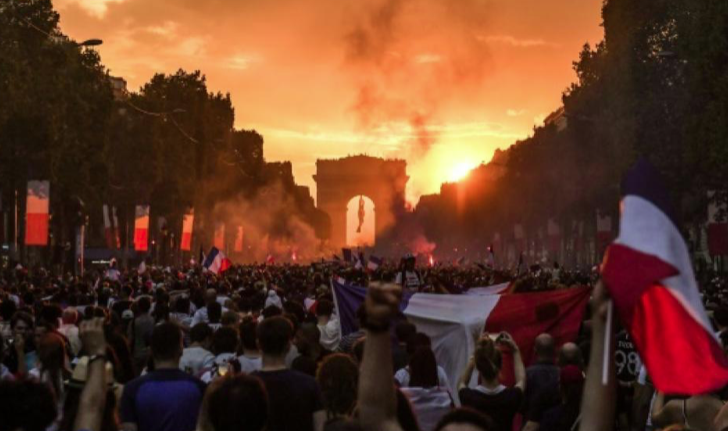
[120,368,206,431]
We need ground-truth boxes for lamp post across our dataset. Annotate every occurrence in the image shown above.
[76,39,103,47]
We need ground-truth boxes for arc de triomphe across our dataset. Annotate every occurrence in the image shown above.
[314,155,408,249]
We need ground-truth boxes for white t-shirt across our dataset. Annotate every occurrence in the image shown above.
[191,306,229,326]
[395,366,451,392]
[400,387,453,431]
[238,354,262,374]
[318,317,341,351]
[179,346,215,375]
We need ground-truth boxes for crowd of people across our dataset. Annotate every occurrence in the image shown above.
[1,255,728,431]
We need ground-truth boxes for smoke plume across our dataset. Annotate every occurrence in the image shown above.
[212,182,323,263]
[343,0,493,157]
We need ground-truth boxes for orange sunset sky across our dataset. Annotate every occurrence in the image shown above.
[54,0,604,204]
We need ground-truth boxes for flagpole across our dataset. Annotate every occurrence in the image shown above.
[602,299,613,385]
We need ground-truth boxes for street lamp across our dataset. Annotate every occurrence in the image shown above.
[76,39,103,48]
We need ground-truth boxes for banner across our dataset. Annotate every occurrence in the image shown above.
[180,210,194,251]
[708,191,728,256]
[112,207,121,249]
[25,180,50,246]
[102,205,115,249]
[214,222,225,251]
[133,205,150,252]
[547,218,561,253]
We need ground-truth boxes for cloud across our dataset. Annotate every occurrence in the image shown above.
[174,36,208,58]
[60,0,125,18]
[225,54,263,71]
[414,53,443,64]
[264,120,525,146]
[480,35,559,48]
[145,21,179,37]
[506,109,526,117]
[343,0,495,157]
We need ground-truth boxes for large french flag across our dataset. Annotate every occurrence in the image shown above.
[332,278,589,391]
[133,205,150,252]
[25,181,50,246]
[601,159,728,394]
[203,246,232,275]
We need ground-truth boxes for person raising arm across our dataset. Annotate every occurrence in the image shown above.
[358,282,404,431]
[73,318,108,431]
[578,281,616,431]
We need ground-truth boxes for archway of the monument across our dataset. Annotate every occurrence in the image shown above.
[346,195,375,247]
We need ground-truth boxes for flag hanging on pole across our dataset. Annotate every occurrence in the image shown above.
[707,191,728,256]
[103,205,115,249]
[133,205,150,252]
[112,206,121,249]
[25,181,50,246]
[180,210,194,251]
[601,159,728,394]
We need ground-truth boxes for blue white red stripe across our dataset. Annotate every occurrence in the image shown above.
[203,247,232,274]
[601,159,728,394]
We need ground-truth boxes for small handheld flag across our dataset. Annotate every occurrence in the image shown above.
[203,247,232,275]
[367,255,383,271]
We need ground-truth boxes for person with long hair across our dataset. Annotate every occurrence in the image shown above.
[32,333,71,401]
[29,332,71,430]
[457,333,525,431]
[401,347,453,431]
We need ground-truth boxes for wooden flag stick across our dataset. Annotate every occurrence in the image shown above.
[602,299,613,386]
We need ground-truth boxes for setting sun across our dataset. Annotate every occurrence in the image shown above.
[447,161,479,183]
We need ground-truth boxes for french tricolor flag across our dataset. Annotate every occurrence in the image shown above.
[25,181,50,246]
[180,210,194,251]
[203,246,232,275]
[332,277,590,393]
[601,159,728,394]
[133,205,150,252]
[367,255,382,271]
